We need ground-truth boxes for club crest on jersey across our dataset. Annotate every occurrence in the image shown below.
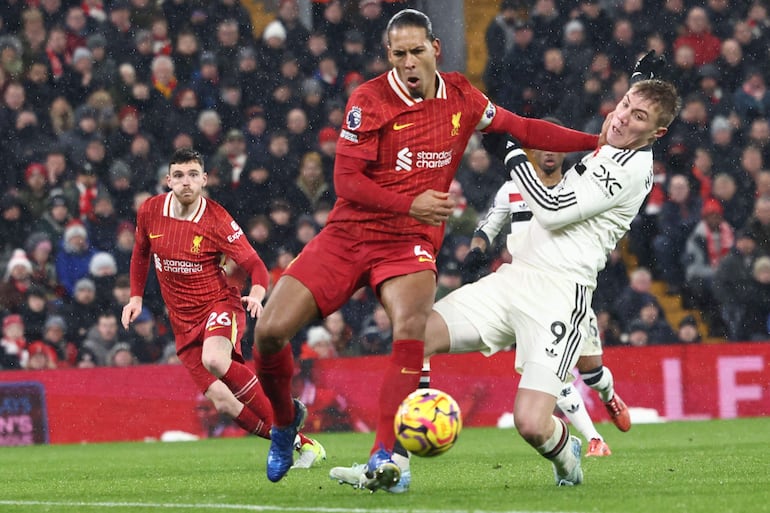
[346,106,362,130]
[451,112,461,136]
[191,235,203,253]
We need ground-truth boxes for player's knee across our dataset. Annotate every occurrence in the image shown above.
[201,351,230,378]
[253,317,288,353]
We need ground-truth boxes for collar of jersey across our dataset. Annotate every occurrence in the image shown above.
[387,69,446,106]
[163,192,206,222]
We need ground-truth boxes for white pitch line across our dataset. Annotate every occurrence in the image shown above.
[0,501,576,513]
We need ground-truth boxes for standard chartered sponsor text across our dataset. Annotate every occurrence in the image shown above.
[415,150,452,168]
[163,259,203,273]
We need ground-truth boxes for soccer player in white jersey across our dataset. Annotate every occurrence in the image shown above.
[456,117,616,458]
[424,77,681,486]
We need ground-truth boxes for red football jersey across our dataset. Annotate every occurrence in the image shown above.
[330,69,493,249]
[131,192,256,333]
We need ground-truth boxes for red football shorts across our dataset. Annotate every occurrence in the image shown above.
[283,223,438,317]
[174,294,248,392]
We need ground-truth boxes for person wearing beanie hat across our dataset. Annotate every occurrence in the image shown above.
[676,314,702,343]
[683,196,733,318]
[122,147,324,468]
[19,163,50,219]
[0,313,26,369]
[72,46,93,65]
[0,249,34,312]
[262,20,287,44]
[56,222,96,297]
[299,325,337,359]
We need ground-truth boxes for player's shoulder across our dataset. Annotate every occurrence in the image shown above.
[441,71,475,90]
[594,145,653,171]
[139,193,166,213]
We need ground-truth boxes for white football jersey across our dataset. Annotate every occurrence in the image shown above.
[505,144,653,288]
[476,180,533,245]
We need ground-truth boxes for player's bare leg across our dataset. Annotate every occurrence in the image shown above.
[515,373,583,486]
[254,275,321,482]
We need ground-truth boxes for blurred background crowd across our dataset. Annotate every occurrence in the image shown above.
[0,0,769,371]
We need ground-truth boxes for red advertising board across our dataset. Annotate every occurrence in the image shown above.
[0,342,768,445]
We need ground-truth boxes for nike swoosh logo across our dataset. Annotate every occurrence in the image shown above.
[149,234,164,239]
[418,256,434,263]
[393,122,415,131]
[400,368,420,374]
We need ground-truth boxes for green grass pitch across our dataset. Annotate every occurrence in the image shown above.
[3,417,770,513]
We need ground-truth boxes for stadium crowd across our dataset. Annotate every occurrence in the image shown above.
[0,0,769,371]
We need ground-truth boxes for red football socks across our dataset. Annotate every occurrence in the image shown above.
[372,339,424,455]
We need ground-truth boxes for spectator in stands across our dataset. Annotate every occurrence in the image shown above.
[628,298,677,344]
[19,285,48,342]
[605,18,638,74]
[593,246,629,315]
[737,256,770,341]
[107,342,137,367]
[732,69,770,123]
[288,151,334,216]
[55,222,96,297]
[676,315,702,343]
[26,341,58,370]
[0,314,26,369]
[42,315,77,366]
[324,310,355,357]
[258,20,288,83]
[125,307,166,365]
[713,229,760,340]
[357,303,392,356]
[82,310,123,366]
[61,277,101,344]
[653,174,702,295]
[731,19,765,71]
[444,179,479,240]
[482,0,519,103]
[32,195,72,252]
[714,38,745,94]
[712,173,752,233]
[0,249,33,313]
[455,146,505,213]
[745,196,770,257]
[88,251,118,306]
[354,0,389,60]
[673,6,722,67]
[18,163,50,221]
[682,197,734,331]
[274,0,309,60]
[747,118,770,164]
[300,325,337,360]
[612,267,659,332]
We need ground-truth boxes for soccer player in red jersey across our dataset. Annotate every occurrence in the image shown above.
[122,147,325,467]
[254,9,600,486]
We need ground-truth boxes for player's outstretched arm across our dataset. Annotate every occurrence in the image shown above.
[485,107,599,153]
